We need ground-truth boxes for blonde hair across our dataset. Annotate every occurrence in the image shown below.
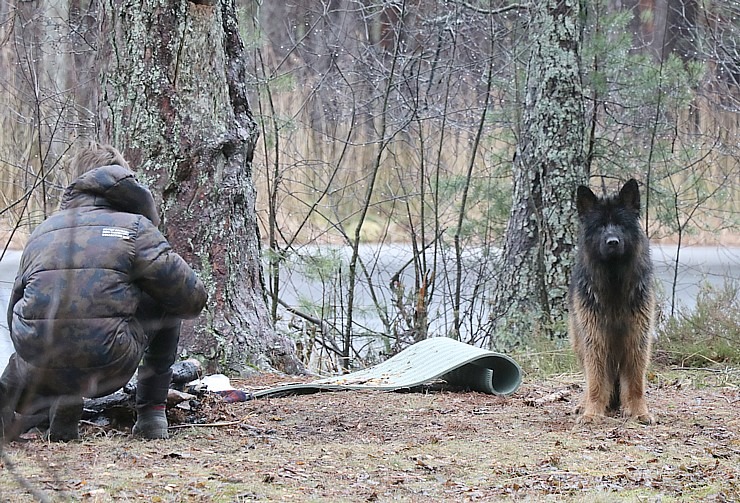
[71,142,130,173]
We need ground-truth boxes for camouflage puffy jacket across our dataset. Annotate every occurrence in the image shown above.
[7,165,207,371]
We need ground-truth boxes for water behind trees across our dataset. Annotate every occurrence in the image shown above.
[1,245,738,370]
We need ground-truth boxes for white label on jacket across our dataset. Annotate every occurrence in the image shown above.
[101,227,132,240]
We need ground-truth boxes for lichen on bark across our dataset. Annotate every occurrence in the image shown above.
[98,0,303,374]
[490,0,587,350]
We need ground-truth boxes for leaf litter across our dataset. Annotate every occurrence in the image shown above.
[0,370,738,501]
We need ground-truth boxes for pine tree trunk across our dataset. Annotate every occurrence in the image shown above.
[97,0,302,374]
[490,0,587,350]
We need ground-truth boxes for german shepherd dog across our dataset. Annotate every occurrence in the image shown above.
[569,179,656,424]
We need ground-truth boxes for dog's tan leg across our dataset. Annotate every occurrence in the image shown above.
[577,346,613,424]
[620,338,654,425]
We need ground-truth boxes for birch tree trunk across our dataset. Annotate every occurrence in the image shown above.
[97,0,302,374]
[489,0,587,350]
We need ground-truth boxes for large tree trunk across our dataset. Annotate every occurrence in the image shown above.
[489,0,587,350]
[97,0,302,375]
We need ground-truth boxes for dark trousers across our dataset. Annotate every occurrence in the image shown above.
[135,295,182,378]
[0,295,180,427]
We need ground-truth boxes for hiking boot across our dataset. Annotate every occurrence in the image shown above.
[132,404,169,439]
[132,368,172,439]
[1,407,17,442]
[48,396,83,442]
[0,364,23,442]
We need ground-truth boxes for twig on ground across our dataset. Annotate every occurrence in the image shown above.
[524,388,573,407]
[671,366,736,373]
[168,414,255,430]
[169,420,242,429]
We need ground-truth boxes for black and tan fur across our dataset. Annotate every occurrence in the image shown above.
[568,179,656,424]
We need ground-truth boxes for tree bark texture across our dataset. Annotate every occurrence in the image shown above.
[97,0,302,374]
[490,0,587,349]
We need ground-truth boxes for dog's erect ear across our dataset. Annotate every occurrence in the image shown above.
[576,185,598,217]
[619,178,640,213]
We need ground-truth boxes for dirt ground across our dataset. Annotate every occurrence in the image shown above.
[1,369,738,502]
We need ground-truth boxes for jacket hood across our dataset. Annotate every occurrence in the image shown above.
[60,164,161,226]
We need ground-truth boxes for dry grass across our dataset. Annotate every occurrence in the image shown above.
[0,228,28,251]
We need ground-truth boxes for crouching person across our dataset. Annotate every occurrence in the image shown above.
[0,144,207,442]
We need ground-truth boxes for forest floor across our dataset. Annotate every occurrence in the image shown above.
[1,368,739,502]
